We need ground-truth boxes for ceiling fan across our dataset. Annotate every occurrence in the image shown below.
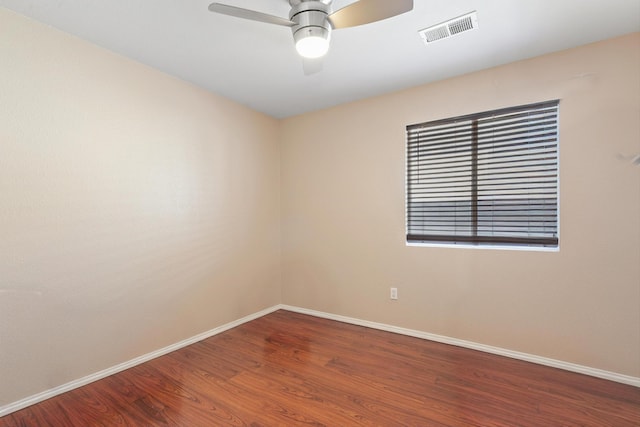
[208,0,414,59]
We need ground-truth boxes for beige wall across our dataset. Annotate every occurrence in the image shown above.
[281,33,640,377]
[0,9,281,405]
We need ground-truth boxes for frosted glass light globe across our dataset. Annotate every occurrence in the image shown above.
[296,35,330,59]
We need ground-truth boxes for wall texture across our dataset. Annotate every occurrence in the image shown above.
[0,9,281,406]
[281,33,640,377]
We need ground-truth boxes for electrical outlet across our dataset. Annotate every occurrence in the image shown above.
[390,287,398,300]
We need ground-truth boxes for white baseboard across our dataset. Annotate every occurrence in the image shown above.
[2,303,638,418]
[279,304,640,388]
[0,305,281,418]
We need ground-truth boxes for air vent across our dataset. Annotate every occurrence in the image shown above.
[419,11,478,44]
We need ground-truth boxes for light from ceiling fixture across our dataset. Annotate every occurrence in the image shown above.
[291,2,332,59]
[294,26,331,58]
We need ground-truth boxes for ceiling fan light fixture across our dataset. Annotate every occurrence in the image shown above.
[294,27,331,58]
[209,0,414,64]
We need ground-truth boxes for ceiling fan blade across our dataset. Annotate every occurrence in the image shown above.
[329,0,413,29]
[208,3,295,27]
[303,57,323,76]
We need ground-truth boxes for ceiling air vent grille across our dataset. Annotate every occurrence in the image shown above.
[419,12,478,44]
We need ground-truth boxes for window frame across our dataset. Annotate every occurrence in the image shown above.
[405,100,560,250]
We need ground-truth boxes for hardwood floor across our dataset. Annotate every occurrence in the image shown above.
[2,310,639,426]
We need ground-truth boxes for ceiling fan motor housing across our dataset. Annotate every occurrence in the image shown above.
[289,0,332,48]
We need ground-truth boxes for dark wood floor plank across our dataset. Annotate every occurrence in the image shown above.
[2,309,639,426]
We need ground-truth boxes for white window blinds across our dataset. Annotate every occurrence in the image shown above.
[406,100,559,247]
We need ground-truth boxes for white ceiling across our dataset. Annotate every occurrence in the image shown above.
[2,0,639,118]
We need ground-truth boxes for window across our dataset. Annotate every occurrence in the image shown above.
[406,100,559,248]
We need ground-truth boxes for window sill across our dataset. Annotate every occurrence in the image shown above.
[406,241,559,252]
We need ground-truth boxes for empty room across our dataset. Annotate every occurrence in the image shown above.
[1,0,639,425]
